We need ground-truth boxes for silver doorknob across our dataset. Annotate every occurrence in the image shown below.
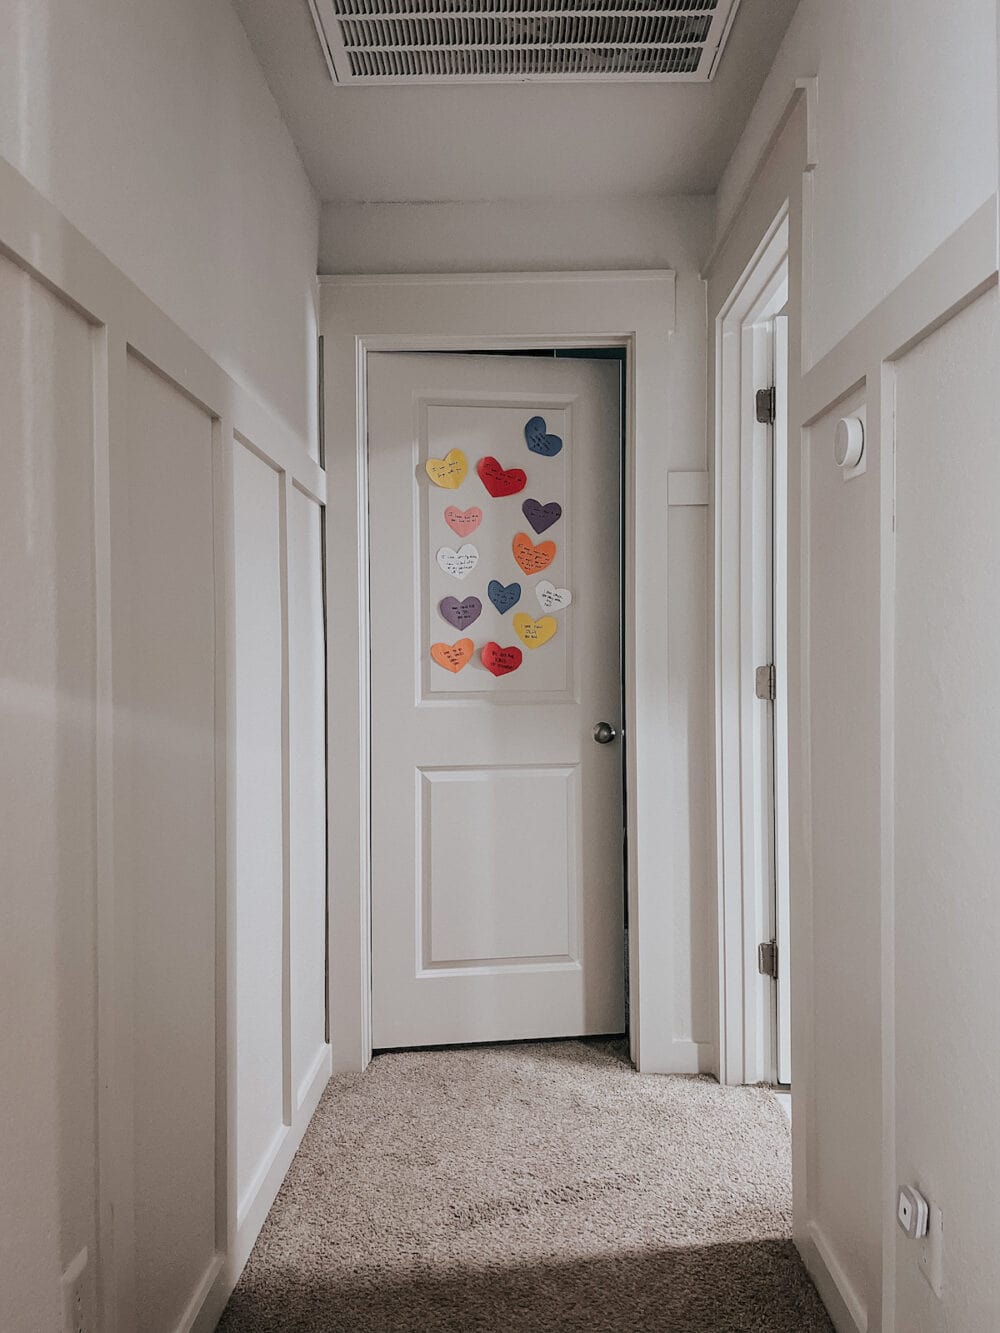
[593,722,617,744]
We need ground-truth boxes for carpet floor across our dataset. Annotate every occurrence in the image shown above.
[218,1039,833,1332]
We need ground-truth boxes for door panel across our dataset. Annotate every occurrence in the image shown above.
[369,353,624,1048]
[420,764,577,966]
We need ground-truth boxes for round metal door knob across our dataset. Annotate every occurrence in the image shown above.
[593,722,617,744]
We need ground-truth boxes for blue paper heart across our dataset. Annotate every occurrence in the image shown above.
[522,498,562,534]
[488,580,522,615]
[524,415,563,457]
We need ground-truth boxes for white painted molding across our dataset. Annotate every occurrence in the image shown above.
[668,471,709,506]
[191,1050,331,1333]
[801,196,999,423]
[320,269,693,1075]
[705,75,818,278]
[712,208,790,1088]
[0,152,327,1333]
[805,1220,869,1333]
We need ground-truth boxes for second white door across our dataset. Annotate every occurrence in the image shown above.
[368,351,624,1048]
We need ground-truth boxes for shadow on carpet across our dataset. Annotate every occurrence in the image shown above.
[218,1039,832,1332]
[220,1239,829,1331]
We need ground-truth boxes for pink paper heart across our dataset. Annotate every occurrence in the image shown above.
[444,505,483,537]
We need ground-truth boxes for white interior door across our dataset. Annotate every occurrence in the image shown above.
[773,314,791,1087]
[368,352,624,1048]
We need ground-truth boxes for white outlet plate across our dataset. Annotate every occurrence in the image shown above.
[918,1204,944,1298]
[61,1246,91,1333]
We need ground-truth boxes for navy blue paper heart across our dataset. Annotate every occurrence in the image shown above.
[522,498,562,535]
[439,595,482,630]
[524,415,563,458]
[488,580,521,615]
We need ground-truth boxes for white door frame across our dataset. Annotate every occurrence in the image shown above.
[320,270,689,1075]
[714,214,790,1086]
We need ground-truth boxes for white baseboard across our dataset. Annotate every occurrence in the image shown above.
[176,1256,224,1333]
[188,1046,333,1333]
[804,1219,869,1333]
[636,1038,715,1075]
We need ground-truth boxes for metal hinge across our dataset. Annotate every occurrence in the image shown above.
[758,939,778,979]
[755,664,776,701]
[755,385,776,426]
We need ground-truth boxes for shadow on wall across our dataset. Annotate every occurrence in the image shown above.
[217,1239,833,1333]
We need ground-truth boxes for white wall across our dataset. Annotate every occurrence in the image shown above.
[893,287,1000,1332]
[1,249,99,1333]
[321,195,718,1073]
[716,0,998,366]
[0,3,327,1328]
[711,5,1000,1328]
[0,0,319,445]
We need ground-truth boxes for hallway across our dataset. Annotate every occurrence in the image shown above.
[219,1041,830,1332]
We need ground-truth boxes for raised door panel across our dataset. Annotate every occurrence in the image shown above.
[0,255,97,1331]
[420,765,578,968]
[286,484,328,1109]
[231,441,285,1219]
[119,355,217,1331]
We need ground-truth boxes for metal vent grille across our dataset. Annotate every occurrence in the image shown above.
[308,0,742,84]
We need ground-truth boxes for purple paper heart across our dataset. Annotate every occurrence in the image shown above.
[439,595,482,630]
[522,498,562,535]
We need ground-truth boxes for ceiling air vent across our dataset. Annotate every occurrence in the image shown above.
[307,0,742,84]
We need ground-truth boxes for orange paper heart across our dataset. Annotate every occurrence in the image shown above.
[425,449,468,490]
[430,638,474,673]
[512,531,556,576]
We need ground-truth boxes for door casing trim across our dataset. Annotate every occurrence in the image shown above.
[319,270,696,1074]
[713,211,790,1087]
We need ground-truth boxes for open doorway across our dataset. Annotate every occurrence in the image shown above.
[715,210,791,1089]
[320,269,698,1075]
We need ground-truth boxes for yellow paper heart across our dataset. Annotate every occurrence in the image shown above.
[425,449,468,490]
[513,613,558,649]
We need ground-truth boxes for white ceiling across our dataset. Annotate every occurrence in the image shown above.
[233,0,800,204]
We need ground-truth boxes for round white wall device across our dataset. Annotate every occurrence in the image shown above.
[834,416,865,469]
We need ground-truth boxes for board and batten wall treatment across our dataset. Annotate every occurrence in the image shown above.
[709,64,1000,1333]
[0,157,329,1333]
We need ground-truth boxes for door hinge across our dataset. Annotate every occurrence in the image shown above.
[755,663,776,701]
[758,939,778,979]
[755,385,777,426]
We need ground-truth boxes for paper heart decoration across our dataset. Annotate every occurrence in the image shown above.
[477,456,527,498]
[436,544,479,580]
[444,505,483,537]
[439,595,482,630]
[430,639,474,673]
[512,532,556,576]
[513,613,558,649]
[535,580,572,613]
[481,642,523,677]
[522,498,562,535]
[488,579,521,615]
[524,416,563,458]
[425,449,468,490]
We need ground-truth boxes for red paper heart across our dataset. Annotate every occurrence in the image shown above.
[481,642,523,677]
[477,456,527,498]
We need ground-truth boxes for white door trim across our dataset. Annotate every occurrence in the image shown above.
[714,214,790,1086]
[319,270,695,1074]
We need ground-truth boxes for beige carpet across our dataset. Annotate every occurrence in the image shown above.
[219,1039,832,1332]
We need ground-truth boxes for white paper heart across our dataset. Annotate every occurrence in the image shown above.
[437,544,479,580]
[536,579,572,612]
